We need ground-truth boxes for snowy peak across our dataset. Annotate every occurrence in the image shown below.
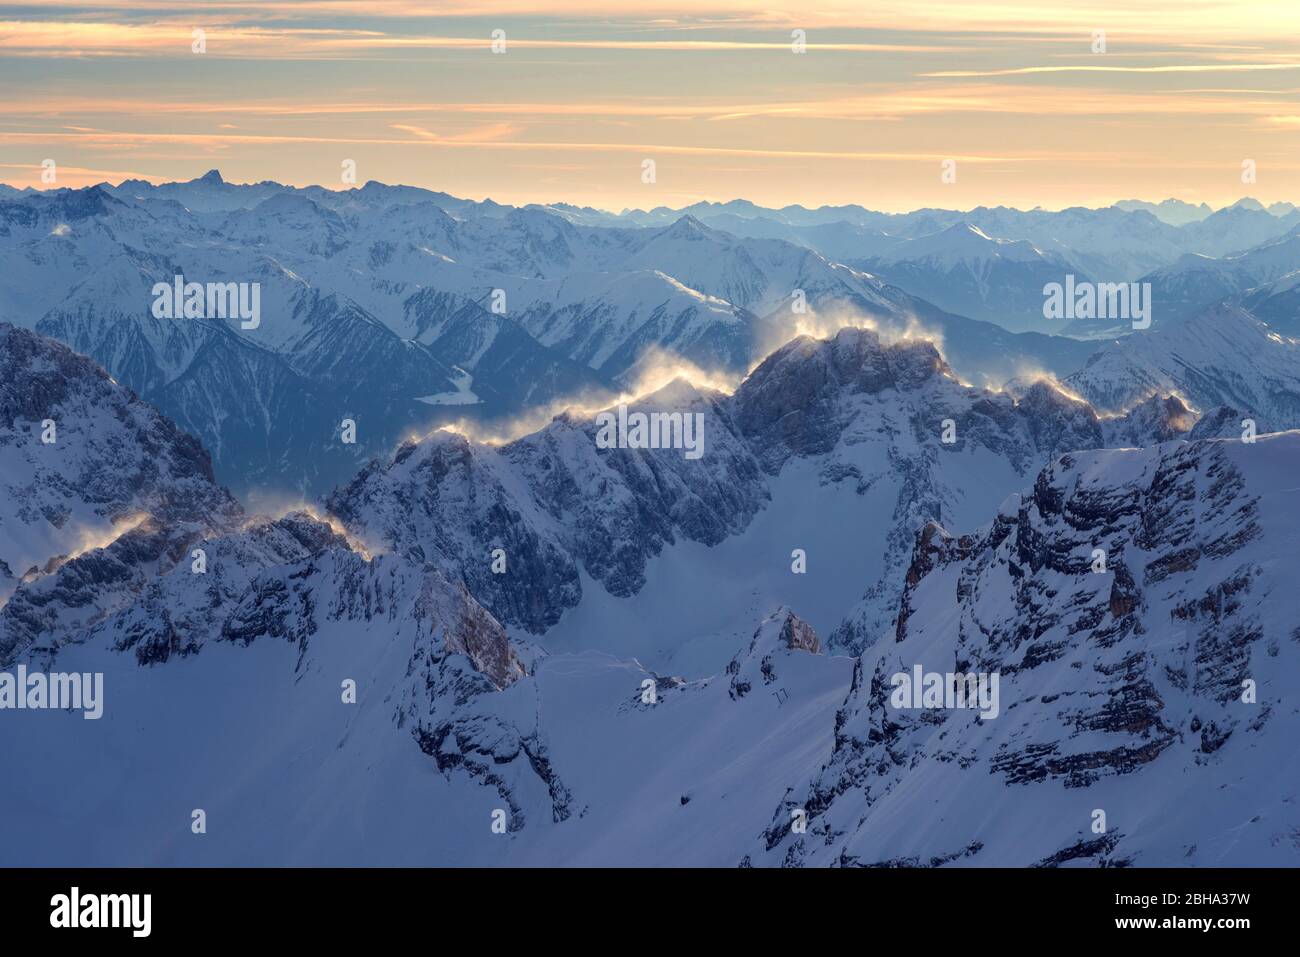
[731,327,949,468]
[1113,198,1213,226]
[742,326,948,402]
[3,185,123,225]
[1065,303,1300,429]
[326,375,767,635]
[659,214,716,241]
[328,324,1184,659]
[756,432,1300,867]
[1,173,1108,495]
[876,220,1052,266]
[852,220,1077,332]
[1105,392,1197,443]
[0,323,242,608]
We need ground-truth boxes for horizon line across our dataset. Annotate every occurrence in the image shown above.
[2,167,1291,218]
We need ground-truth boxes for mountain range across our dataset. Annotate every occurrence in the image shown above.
[3,171,1300,867]
[3,310,1295,866]
[11,174,1300,499]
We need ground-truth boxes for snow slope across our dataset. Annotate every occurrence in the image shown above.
[1,321,1296,867]
[855,222,1082,333]
[328,327,1200,673]
[0,323,240,609]
[0,175,1106,495]
[748,433,1300,867]
[1065,304,1300,430]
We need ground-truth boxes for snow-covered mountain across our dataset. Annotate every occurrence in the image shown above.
[667,212,902,265]
[1177,200,1300,257]
[853,222,1082,333]
[1241,270,1300,334]
[0,323,566,855]
[749,433,1300,867]
[12,174,1195,497]
[0,325,851,864]
[1113,198,1214,226]
[1064,304,1300,431]
[327,327,1197,677]
[3,324,1297,867]
[6,172,1300,870]
[0,323,241,613]
[1113,225,1300,329]
[555,195,1300,287]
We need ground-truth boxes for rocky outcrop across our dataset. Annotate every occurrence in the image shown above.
[728,607,820,700]
[750,433,1299,867]
[0,323,245,662]
[330,327,1197,640]
[327,380,767,633]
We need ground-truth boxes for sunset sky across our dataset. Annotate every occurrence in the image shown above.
[4,1,1300,211]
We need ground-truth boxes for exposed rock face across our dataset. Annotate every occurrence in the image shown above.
[97,512,350,665]
[327,381,768,633]
[0,323,245,660]
[327,431,585,634]
[728,607,820,699]
[415,577,525,690]
[10,178,999,497]
[1189,404,1246,440]
[8,321,1294,866]
[2,519,200,665]
[780,611,821,654]
[92,514,525,686]
[402,632,569,832]
[0,325,528,705]
[91,511,550,822]
[749,434,1300,867]
[0,323,242,592]
[731,331,949,470]
[0,325,577,839]
[1099,393,1198,448]
[329,327,1195,639]
[822,361,1200,659]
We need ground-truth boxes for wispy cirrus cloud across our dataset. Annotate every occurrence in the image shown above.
[10,83,1294,122]
[927,62,1300,77]
[5,0,1300,36]
[0,125,1033,164]
[4,0,1300,209]
[0,19,961,57]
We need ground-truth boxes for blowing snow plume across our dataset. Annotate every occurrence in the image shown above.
[752,303,948,374]
[402,347,740,449]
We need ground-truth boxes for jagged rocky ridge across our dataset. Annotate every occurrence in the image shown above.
[3,323,1298,866]
[0,322,242,614]
[0,325,558,827]
[0,175,1110,496]
[1065,304,1300,431]
[328,326,1205,645]
[749,433,1300,867]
